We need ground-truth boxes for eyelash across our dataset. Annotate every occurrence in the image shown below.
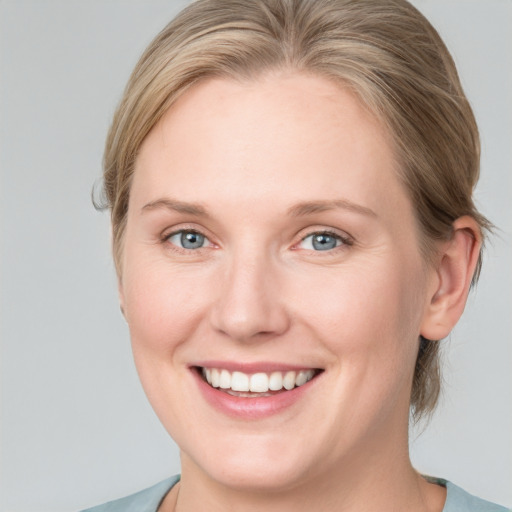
[295,230,353,253]
[160,228,353,254]
[161,228,213,253]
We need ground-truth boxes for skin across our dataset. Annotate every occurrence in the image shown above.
[119,72,480,511]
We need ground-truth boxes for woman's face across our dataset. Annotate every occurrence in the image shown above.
[120,73,435,490]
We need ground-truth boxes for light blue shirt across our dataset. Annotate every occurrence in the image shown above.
[81,475,510,511]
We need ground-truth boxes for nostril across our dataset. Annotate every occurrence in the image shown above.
[209,306,291,343]
[208,265,291,342]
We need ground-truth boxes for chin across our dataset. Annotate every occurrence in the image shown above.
[206,456,311,493]
[181,430,318,492]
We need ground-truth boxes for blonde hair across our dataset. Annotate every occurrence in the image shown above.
[100,0,491,420]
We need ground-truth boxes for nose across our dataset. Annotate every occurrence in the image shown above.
[209,251,290,343]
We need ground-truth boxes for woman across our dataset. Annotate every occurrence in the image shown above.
[84,0,509,510]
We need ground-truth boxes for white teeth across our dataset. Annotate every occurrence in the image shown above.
[201,367,317,393]
[250,373,269,392]
[211,368,220,388]
[295,370,310,387]
[219,369,231,389]
[268,371,283,391]
[231,371,250,392]
[283,371,296,390]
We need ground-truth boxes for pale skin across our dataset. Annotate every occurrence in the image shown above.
[119,71,481,511]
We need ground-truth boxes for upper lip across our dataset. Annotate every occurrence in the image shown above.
[190,361,322,373]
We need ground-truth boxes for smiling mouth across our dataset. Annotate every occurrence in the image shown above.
[196,367,323,397]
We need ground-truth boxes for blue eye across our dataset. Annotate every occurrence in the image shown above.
[299,232,345,251]
[167,230,209,250]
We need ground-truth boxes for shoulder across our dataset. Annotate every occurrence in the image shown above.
[440,479,510,512]
[80,475,180,512]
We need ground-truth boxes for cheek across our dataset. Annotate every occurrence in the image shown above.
[121,256,216,427]
[123,255,215,357]
[311,264,424,436]
[294,256,425,392]
[301,259,422,337]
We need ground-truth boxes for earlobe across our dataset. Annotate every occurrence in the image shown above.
[420,216,482,341]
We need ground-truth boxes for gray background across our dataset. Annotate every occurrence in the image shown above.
[1,1,510,510]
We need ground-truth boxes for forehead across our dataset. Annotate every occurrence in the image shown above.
[132,72,410,221]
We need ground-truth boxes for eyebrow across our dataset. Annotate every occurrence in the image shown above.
[141,198,209,217]
[287,199,377,218]
[141,197,377,219]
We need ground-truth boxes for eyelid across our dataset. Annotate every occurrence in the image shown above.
[161,225,216,251]
[163,227,206,239]
[159,224,352,253]
[293,228,353,251]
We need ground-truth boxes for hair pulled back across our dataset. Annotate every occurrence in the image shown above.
[100,0,491,420]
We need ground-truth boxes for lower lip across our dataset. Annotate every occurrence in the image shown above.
[191,368,320,420]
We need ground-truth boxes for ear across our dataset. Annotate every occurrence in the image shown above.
[110,222,127,318]
[118,276,126,318]
[420,216,482,341]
